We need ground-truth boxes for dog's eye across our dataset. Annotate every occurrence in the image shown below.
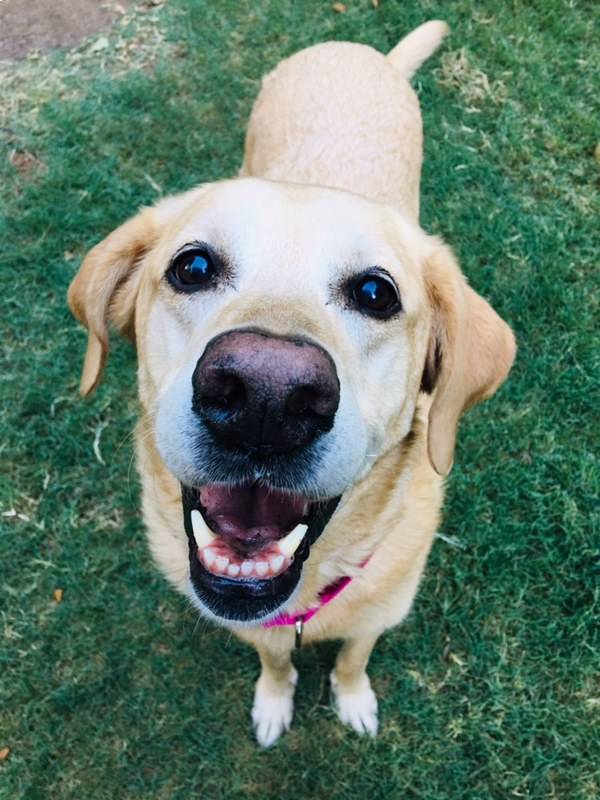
[351,272,401,318]
[168,247,217,291]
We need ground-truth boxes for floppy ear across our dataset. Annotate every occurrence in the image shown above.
[422,241,516,475]
[67,207,156,396]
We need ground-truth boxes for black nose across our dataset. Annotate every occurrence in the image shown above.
[192,330,340,454]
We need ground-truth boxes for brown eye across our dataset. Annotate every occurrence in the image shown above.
[351,272,401,318]
[168,248,217,291]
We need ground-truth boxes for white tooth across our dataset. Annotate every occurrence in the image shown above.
[203,548,216,568]
[241,560,254,577]
[255,561,269,577]
[270,554,284,573]
[215,555,229,573]
[227,563,240,577]
[278,523,308,558]
[191,509,216,550]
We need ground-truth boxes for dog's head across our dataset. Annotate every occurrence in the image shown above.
[69,177,515,623]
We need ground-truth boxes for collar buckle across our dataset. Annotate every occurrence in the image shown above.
[294,618,304,649]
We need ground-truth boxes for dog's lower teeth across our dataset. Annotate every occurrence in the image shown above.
[199,547,292,579]
[191,509,217,549]
[277,523,308,558]
[271,554,284,572]
[215,555,229,572]
[197,521,308,580]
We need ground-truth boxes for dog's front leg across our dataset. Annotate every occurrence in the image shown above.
[252,632,297,747]
[331,634,380,736]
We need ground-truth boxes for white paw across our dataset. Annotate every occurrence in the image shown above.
[330,671,379,736]
[252,667,298,747]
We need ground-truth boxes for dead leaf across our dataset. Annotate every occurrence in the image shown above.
[332,2,347,12]
[0,747,10,763]
[408,669,426,688]
[54,588,64,604]
[371,0,380,7]
[8,149,44,176]
[90,36,109,53]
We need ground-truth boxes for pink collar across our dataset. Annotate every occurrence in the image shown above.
[263,572,354,629]
[262,558,370,645]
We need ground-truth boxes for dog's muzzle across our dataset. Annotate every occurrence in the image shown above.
[182,329,342,622]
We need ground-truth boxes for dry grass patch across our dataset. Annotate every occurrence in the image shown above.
[436,47,509,106]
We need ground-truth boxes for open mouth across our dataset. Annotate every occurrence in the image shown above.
[181,483,340,622]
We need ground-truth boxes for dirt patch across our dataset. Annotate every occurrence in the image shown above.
[0,0,134,60]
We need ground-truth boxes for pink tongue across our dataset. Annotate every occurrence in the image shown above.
[199,484,306,543]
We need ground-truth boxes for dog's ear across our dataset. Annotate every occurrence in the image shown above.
[67,207,156,396]
[422,241,516,475]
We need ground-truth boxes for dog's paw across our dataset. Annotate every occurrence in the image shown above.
[252,667,298,747]
[330,671,378,737]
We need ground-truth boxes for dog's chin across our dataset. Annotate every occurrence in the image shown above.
[181,483,340,623]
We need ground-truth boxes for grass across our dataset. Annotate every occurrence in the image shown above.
[1,0,598,797]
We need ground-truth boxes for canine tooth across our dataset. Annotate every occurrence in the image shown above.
[278,524,308,558]
[270,554,284,573]
[203,548,216,568]
[241,560,254,577]
[215,555,229,573]
[227,563,240,577]
[255,561,269,577]
[191,509,216,550]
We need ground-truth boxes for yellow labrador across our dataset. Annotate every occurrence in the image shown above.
[68,20,515,746]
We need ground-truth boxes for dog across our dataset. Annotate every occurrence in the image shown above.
[68,20,515,746]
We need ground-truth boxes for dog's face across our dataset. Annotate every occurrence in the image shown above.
[69,177,515,624]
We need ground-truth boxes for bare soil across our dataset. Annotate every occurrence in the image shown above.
[0,0,133,60]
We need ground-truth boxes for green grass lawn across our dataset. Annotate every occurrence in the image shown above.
[1,1,598,797]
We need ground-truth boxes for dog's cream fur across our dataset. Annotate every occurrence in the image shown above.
[68,21,516,746]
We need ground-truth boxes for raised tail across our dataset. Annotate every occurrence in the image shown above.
[386,20,449,79]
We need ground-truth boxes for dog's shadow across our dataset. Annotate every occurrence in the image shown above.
[292,640,341,720]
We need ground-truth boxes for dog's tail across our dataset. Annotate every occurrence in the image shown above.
[387,20,449,80]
